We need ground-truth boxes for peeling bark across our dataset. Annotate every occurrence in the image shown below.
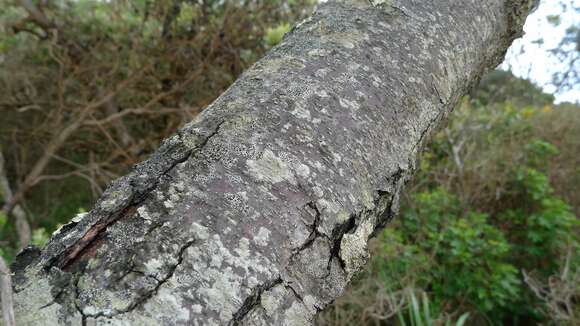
[5,0,537,325]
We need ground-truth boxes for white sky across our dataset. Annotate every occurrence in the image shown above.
[502,0,580,103]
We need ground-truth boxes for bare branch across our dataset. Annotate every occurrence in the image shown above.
[18,0,53,29]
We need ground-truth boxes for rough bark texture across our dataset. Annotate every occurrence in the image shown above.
[4,0,536,325]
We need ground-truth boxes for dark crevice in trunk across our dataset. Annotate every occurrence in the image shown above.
[329,214,358,271]
[290,201,324,257]
[46,121,225,273]
[229,277,284,325]
[75,239,197,320]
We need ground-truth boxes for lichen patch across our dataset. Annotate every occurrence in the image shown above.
[246,149,296,185]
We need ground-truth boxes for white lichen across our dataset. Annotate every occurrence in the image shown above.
[254,227,271,247]
[339,218,374,275]
[247,149,296,185]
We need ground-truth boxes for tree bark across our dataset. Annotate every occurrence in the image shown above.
[0,151,31,250]
[0,257,16,326]
[5,0,537,325]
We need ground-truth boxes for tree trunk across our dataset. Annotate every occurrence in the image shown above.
[5,0,537,325]
[0,151,31,250]
[0,257,15,326]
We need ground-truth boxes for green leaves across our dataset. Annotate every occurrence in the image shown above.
[0,211,11,261]
[0,211,6,233]
[516,167,552,200]
[373,189,521,314]
[264,23,291,47]
[367,133,578,321]
[396,291,471,326]
[524,139,559,171]
[31,228,49,248]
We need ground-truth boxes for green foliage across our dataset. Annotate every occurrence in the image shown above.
[0,211,12,261]
[31,228,50,248]
[507,166,578,273]
[471,70,555,107]
[524,139,559,170]
[391,101,578,322]
[0,211,6,229]
[264,23,291,47]
[397,292,470,326]
[378,189,522,314]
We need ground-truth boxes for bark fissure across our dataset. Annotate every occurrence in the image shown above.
[229,277,284,325]
[79,239,198,319]
[291,202,324,257]
[50,120,225,272]
[284,283,305,306]
[60,206,137,272]
[329,215,358,270]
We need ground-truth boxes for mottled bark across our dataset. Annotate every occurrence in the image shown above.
[5,0,536,325]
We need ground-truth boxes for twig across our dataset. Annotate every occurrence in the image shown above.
[84,107,185,126]
[84,65,204,127]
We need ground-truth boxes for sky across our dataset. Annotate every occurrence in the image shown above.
[502,0,580,103]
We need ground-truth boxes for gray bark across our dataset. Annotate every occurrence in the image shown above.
[0,151,31,250]
[4,0,536,325]
[0,257,15,326]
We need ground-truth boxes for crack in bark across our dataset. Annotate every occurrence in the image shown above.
[228,277,284,325]
[431,80,447,106]
[290,202,323,258]
[74,239,198,320]
[284,282,304,305]
[290,181,401,280]
[60,206,136,272]
[49,121,224,272]
[328,214,358,271]
[329,180,402,272]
